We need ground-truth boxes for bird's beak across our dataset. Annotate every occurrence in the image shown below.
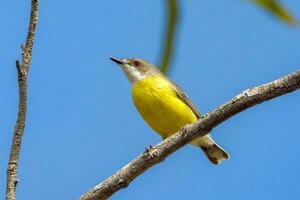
[110,57,128,65]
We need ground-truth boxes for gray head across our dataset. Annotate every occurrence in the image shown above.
[110,57,162,84]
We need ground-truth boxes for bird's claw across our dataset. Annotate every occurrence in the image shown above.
[145,145,153,152]
[145,145,159,158]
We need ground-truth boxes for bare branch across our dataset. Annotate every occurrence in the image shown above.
[6,1,39,200]
[80,70,300,200]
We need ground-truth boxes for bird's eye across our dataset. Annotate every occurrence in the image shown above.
[134,60,141,66]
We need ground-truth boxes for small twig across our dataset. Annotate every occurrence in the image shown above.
[15,60,22,77]
[80,70,300,200]
[6,1,39,200]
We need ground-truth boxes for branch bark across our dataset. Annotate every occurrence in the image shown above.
[80,70,300,200]
[6,1,39,200]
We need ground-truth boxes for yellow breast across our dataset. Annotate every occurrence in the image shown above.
[132,75,197,139]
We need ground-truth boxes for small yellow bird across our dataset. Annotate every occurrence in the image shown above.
[110,57,229,164]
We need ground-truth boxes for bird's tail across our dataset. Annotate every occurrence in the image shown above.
[191,135,229,165]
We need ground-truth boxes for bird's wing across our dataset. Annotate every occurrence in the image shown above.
[169,79,201,119]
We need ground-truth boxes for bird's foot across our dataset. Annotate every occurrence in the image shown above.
[145,145,153,152]
[145,145,159,158]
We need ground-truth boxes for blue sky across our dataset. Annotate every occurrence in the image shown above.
[1,0,300,199]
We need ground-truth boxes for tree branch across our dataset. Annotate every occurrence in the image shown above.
[6,1,39,200]
[80,70,300,200]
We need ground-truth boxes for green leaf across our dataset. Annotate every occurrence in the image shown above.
[159,0,178,74]
[251,0,297,25]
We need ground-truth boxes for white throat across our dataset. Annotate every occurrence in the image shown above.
[120,63,146,84]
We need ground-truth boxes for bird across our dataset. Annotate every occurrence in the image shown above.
[110,57,229,164]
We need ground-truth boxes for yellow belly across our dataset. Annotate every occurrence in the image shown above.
[132,75,198,139]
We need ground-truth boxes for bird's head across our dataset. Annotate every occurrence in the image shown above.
[110,57,161,84]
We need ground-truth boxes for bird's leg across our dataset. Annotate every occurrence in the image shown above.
[145,145,153,152]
